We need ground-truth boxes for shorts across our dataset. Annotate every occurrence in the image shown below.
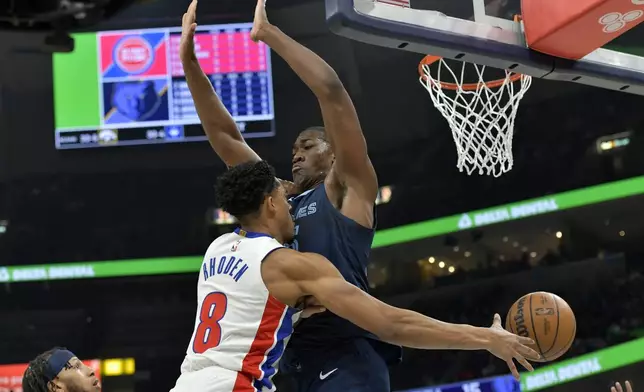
[277,338,391,392]
[170,366,258,392]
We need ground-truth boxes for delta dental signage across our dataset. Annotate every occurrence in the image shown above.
[520,338,644,392]
[522,357,602,391]
[372,175,644,248]
[1,176,644,283]
[0,265,96,282]
[0,256,200,283]
[456,198,559,229]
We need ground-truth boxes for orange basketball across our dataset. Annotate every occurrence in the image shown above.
[505,292,576,362]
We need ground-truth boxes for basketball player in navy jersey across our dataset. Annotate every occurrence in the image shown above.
[179,1,524,391]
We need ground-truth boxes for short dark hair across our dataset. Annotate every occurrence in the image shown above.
[216,160,278,220]
[301,126,328,142]
[23,347,70,392]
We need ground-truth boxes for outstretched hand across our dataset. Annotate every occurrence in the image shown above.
[250,0,271,42]
[179,0,198,61]
[612,381,633,392]
[486,314,540,381]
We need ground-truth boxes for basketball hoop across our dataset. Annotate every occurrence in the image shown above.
[418,55,532,177]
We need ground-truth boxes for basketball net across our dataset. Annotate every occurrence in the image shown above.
[419,57,532,177]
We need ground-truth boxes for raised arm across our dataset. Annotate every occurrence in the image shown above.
[262,248,539,380]
[250,0,378,201]
[179,0,260,166]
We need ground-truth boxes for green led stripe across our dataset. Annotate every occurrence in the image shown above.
[0,256,203,283]
[372,175,644,248]
[1,175,644,282]
[520,338,644,391]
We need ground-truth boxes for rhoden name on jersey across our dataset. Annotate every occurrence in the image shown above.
[180,228,299,391]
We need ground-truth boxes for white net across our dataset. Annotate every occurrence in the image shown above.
[419,58,532,177]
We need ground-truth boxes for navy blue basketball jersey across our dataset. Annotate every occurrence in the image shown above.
[286,184,377,347]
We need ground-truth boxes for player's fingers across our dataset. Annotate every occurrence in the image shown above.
[515,344,540,361]
[614,383,623,392]
[300,306,326,318]
[493,313,502,326]
[625,381,632,392]
[506,359,520,381]
[612,387,618,392]
[514,353,533,372]
[517,336,536,346]
[190,23,197,34]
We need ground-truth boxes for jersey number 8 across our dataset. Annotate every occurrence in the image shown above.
[193,292,228,354]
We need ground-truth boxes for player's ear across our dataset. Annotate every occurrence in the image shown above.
[266,194,277,214]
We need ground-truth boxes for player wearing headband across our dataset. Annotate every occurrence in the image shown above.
[22,348,101,392]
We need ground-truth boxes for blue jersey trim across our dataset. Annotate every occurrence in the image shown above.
[257,307,298,389]
[234,227,273,239]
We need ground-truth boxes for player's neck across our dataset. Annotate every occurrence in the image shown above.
[239,222,281,243]
[298,176,326,193]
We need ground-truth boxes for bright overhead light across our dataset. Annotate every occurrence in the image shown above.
[530,252,537,258]
[619,231,626,237]
[556,231,563,239]
[438,261,445,268]
[502,236,509,242]
[448,266,455,273]
[464,251,471,257]
[428,257,435,263]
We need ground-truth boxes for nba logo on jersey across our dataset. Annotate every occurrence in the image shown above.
[231,240,241,252]
[99,32,168,79]
[114,36,153,74]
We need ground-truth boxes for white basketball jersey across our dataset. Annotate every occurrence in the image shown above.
[180,228,298,391]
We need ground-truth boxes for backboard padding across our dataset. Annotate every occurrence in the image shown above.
[326,0,644,95]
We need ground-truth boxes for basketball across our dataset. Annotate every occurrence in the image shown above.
[505,292,576,362]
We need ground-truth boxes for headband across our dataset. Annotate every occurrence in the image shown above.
[43,349,75,381]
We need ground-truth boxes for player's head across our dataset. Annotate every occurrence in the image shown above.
[22,348,100,392]
[292,127,334,191]
[216,160,294,243]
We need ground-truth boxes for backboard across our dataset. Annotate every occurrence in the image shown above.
[326,0,644,95]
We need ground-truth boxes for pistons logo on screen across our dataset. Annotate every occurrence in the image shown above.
[114,36,154,74]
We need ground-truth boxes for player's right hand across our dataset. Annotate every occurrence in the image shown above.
[179,0,198,62]
[612,381,633,392]
[485,313,540,381]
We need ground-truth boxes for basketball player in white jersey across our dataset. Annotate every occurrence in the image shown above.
[171,160,539,392]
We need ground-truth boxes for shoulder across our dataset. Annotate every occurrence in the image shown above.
[263,249,330,278]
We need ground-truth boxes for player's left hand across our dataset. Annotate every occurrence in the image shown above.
[179,0,198,62]
[300,296,326,318]
[279,179,299,197]
[250,0,271,42]
[612,381,633,392]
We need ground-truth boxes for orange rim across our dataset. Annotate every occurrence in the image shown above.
[418,55,524,91]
